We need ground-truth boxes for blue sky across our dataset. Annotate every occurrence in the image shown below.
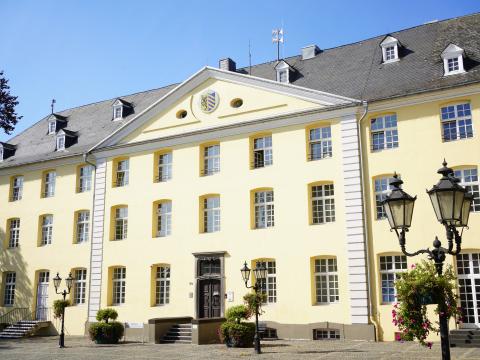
[1,0,479,141]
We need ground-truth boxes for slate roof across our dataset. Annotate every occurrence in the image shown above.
[1,12,479,169]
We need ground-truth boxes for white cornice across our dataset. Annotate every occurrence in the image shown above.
[0,154,85,176]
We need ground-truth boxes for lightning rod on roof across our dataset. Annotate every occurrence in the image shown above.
[272,28,284,61]
[51,99,56,114]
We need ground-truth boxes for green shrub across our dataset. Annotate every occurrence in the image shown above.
[88,321,124,344]
[220,321,255,348]
[243,292,267,316]
[53,299,70,319]
[96,308,118,323]
[225,305,251,324]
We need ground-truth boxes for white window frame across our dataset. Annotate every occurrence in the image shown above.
[8,218,20,248]
[255,260,277,303]
[379,255,407,304]
[3,272,16,306]
[11,176,23,201]
[157,152,172,182]
[370,114,399,151]
[48,120,56,134]
[79,165,93,192]
[314,258,339,304]
[454,167,480,212]
[204,196,220,233]
[115,160,129,187]
[56,134,65,151]
[112,267,126,305]
[157,201,172,237]
[441,103,473,142]
[73,269,87,305]
[43,171,56,198]
[253,136,273,168]
[442,44,465,76]
[113,105,123,120]
[456,253,480,326]
[155,265,170,306]
[76,211,90,243]
[115,207,128,240]
[380,36,399,63]
[374,176,396,219]
[313,329,340,340]
[309,126,332,160]
[254,190,274,229]
[203,145,220,176]
[311,184,335,224]
[41,215,53,245]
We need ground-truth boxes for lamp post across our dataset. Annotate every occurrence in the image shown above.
[53,272,74,348]
[241,261,268,354]
[382,161,472,360]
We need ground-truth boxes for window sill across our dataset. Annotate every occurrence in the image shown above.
[310,221,335,226]
[442,136,474,143]
[313,302,339,306]
[370,146,399,154]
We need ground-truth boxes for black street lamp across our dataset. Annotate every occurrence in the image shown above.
[382,161,472,360]
[53,272,74,348]
[241,261,268,354]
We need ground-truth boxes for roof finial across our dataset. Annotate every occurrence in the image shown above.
[272,28,284,61]
[51,99,56,114]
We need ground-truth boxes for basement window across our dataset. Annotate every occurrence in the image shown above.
[313,329,340,340]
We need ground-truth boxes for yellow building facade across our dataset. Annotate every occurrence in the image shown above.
[0,14,479,342]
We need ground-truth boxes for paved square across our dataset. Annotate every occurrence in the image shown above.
[1,336,480,359]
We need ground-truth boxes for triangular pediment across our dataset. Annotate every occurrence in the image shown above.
[441,43,464,57]
[380,35,399,47]
[93,67,359,148]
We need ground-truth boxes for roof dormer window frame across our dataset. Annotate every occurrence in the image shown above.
[441,44,466,76]
[56,133,66,151]
[380,36,400,63]
[113,104,123,120]
[48,120,56,135]
[275,60,291,84]
[0,145,3,162]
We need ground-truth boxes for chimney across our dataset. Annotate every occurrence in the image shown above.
[219,58,236,72]
[301,45,321,60]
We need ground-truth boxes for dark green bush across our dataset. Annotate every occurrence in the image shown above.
[96,308,118,323]
[220,321,255,348]
[53,299,70,319]
[88,321,124,344]
[225,305,251,324]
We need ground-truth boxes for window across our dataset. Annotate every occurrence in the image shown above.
[385,46,396,61]
[230,98,243,108]
[441,44,465,75]
[114,207,128,240]
[8,219,20,248]
[112,267,126,305]
[3,272,16,306]
[203,144,220,176]
[40,215,53,245]
[374,176,396,219]
[313,329,340,340]
[379,255,407,303]
[0,146,3,161]
[157,152,172,182]
[56,135,65,151]
[278,69,288,83]
[255,260,277,303]
[371,114,398,151]
[254,190,274,229]
[314,258,339,304]
[48,121,56,134]
[76,211,90,243]
[176,110,187,119]
[156,201,172,237]
[115,159,129,187]
[43,171,56,198]
[311,184,335,224]
[454,168,480,212]
[198,258,221,276]
[11,176,23,201]
[113,105,123,120]
[456,253,480,324]
[275,60,290,83]
[380,36,399,63]
[309,127,332,160]
[155,265,170,305]
[78,165,93,192]
[448,57,459,72]
[73,269,87,305]
[203,196,220,233]
[253,136,273,168]
[441,103,473,142]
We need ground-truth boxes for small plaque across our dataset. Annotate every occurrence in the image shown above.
[227,291,234,302]
[189,292,194,298]
[125,322,143,329]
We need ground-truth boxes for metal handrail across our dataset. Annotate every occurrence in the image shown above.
[0,308,30,325]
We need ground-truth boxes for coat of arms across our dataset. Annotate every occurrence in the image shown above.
[199,89,219,113]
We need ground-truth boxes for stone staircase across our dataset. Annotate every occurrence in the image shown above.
[0,320,46,339]
[160,323,192,344]
[450,329,480,348]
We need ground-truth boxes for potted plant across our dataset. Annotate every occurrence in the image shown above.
[53,299,70,319]
[220,305,255,347]
[88,308,125,344]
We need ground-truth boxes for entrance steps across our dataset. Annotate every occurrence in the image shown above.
[0,320,48,339]
[160,323,192,344]
[450,329,480,348]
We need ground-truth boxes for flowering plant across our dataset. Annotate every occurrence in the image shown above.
[392,261,462,348]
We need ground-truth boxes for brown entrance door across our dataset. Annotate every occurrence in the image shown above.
[199,279,221,318]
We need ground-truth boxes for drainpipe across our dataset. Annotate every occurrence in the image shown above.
[83,151,96,169]
[356,101,380,340]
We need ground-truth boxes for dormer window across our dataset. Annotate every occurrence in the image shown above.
[0,145,3,162]
[47,114,67,135]
[112,99,133,120]
[380,36,400,63]
[48,120,56,134]
[0,142,16,161]
[274,60,291,84]
[442,44,466,76]
[55,129,77,151]
[56,134,65,151]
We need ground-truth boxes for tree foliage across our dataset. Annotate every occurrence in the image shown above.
[0,70,22,135]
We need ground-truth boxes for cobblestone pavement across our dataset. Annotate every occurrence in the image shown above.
[1,336,480,360]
